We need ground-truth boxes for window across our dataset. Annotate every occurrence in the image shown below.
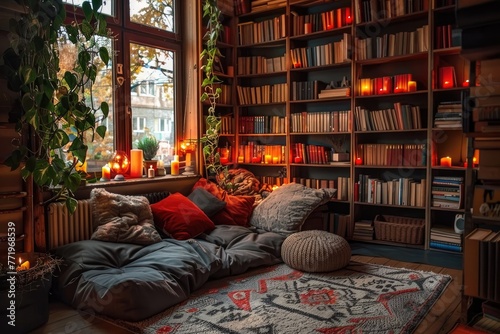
[62,0,180,171]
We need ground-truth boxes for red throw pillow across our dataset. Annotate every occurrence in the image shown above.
[193,178,255,226]
[150,192,215,240]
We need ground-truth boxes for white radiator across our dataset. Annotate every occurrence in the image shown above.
[47,200,93,249]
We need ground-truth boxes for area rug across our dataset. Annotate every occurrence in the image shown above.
[108,262,451,334]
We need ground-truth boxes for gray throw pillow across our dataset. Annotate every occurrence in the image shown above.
[188,187,226,217]
[249,183,336,236]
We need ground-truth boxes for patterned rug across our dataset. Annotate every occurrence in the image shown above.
[109,262,451,334]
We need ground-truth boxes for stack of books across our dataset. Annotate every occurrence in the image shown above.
[352,220,374,241]
[429,226,462,252]
[434,101,462,129]
[431,176,463,209]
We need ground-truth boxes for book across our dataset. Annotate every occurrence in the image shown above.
[429,240,462,252]
[463,228,493,297]
[479,232,497,298]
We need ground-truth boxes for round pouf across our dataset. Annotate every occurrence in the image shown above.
[281,230,351,272]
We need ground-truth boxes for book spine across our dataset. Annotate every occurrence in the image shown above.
[429,241,462,252]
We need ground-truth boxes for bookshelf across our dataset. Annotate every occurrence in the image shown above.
[197,0,477,248]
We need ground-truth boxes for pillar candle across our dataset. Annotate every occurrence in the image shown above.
[185,152,192,168]
[101,164,111,180]
[440,156,452,167]
[130,149,143,178]
[171,155,179,176]
[265,155,272,164]
[408,80,417,92]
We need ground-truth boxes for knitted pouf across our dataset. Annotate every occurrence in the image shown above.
[281,230,351,272]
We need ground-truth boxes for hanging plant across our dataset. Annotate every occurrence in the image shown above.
[1,0,110,213]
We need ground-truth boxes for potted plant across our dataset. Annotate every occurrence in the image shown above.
[0,0,110,213]
[136,135,160,173]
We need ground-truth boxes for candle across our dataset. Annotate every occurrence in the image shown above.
[462,80,469,87]
[157,159,164,168]
[220,157,229,164]
[355,157,363,165]
[440,66,455,88]
[185,152,192,168]
[17,258,30,271]
[130,149,143,178]
[360,78,371,96]
[264,154,272,164]
[345,7,352,24]
[238,156,244,163]
[294,156,303,163]
[272,157,279,164]
[408,80,417,92]
[251,156,260,163]
[171,155,179,176]
[440,156,452,167]
[148,165,155,178]
[101,164,111,180]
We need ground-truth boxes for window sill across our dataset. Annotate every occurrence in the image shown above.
[74,174,200,199]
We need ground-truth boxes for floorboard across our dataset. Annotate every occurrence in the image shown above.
[30,255,462,334]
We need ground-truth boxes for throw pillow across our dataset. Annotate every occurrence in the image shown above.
[249,183,337,236]
[90,188,162,245]
[193,178,255,226]
[150,192,215,240]
[188,187,226,217]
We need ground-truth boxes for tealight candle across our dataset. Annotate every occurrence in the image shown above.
[148,165,155,178]
[17,258,30,271]
[440,156,452,167]
[355,157,363,165]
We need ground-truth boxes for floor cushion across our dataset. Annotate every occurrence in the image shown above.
[281,230,351,272]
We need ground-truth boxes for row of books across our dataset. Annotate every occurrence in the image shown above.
[355,25,429,60]
[433,101,462,129]
[237,13,286,46]
[211,83,232,105]
[256,175,287,186]
[237,143,286,164]
[219,115,234,135]
[435,24,459,49]
[290,33,351,68]
[356,143,427,167]
[328,213,352,239]
[236,83,287,105]
[464,228,500,301]
[354,0,428,24]
[355,175,427,207]
[239,116,286,134]
[237,55,286,75]
[354,103,423,131]
[290,177,351,201]
[290,7,352,36]
[429,226,462,253]
[431,176,463,209]
[290,110,351,133]
[249,0,286,13]
[292,143,336,165]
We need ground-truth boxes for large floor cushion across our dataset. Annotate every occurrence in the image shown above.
[281,230,351,272]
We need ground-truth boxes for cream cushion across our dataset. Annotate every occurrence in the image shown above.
[281,230,351,272]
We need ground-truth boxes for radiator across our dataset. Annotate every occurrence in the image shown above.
[47,199,93,249]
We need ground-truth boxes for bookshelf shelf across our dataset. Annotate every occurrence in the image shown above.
[430,207,466,213]
[354,90,429,99]
[292,163,350,168]
[355,202,426,210]
[354,165,427,169]
[355,129,427,134]
[290,61,352,72]
[290,26,352,41]
[355,52,429,66]
[355,10,428,27]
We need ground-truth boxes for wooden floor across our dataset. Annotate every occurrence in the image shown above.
[31,254,463,334]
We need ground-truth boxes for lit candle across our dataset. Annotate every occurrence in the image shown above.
[265,155,272,164]
[17,258,30,271]
[171,155,180,176]
[238,156,244,163]
[101,164,111,180]
[355,157,363,165]
[345,7,352,24]
[272,157,279,164]
[408,80,417,92]
[294,156,303,163]
[130,149,143,178]
[360,78,371,96]
[185,152,192,168]
[220,157,229,164]
[440,156,452,167]
[462,79,469,87]
[251,156,260,163]
[148,165,155,178]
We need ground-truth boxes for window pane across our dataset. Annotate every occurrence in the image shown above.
[130,43,175,163]
[58,32,115,171]
[130,0,174,33]
[63,0,114,16]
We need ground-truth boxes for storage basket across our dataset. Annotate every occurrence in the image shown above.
[373,215,425,245]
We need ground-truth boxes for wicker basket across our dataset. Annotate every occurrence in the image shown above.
[373,215,425,245]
